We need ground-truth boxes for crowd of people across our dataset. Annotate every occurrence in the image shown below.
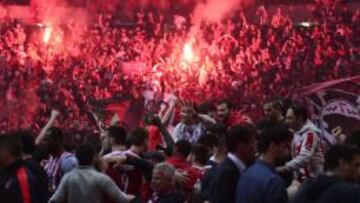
[0,0,359,202]
[1,98,360,203]
[0,0,359,135]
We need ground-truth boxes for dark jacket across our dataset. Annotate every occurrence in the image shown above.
[0,160,47,203]
[236,160,288,203]
[293,175,342,203]
[209,157,241,203]
[319,183,360,203]
[148,191,185,203]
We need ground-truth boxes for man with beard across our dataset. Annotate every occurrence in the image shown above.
[216,100,253,129]
[278,103,325,181]
[258,98,288,132]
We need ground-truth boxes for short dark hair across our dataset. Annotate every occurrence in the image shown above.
[181,101,199,113]
[258,127,293,153]
[174,140,192,158]
[289,103,308,121]
[47,127,64,142]
[324,145,359,171]
[127,127,148,146]
[197,133,219,149]
[76,144,96,166]
[192,144,210,165]
[16,131,35,155]
[0,133,23,159]
[344,130,360,148]
[226,124,257,153]
[264,97,284,111]
[198,101,216,114]
[107,126,127,145]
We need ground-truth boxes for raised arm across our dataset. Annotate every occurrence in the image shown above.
[197,113,217,126]
[35,109,60,146]
[160,94,177,126]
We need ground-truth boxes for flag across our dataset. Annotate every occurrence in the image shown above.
[291,76,360,146]
[90,96,145,131]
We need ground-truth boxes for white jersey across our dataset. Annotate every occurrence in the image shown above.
[285,120,325,181]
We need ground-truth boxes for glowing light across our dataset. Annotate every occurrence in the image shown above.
[299,22,311,27]
[43,26,53,44]
[183,43,194,62]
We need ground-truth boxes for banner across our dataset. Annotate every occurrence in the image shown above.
[89,89,174,132]
[90,95,145,131]
[291,76,360,146]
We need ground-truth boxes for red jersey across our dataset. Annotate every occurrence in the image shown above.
[166,156,203,193]
[146,125,164,151]
[226,111,253,128]
[105,150,145,196]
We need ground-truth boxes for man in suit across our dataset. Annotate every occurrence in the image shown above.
[209,124,257,203]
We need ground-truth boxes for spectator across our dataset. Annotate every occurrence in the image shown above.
[216,100,253,128]
[173,103,205,144]
[49,144,132,203]
[210,124,257,203]
[102,126,128,157]
[318,183,360,203]
[101,126,128,191]
[0,0,357,137]
[189,144,212,202]
[278,103,325,181]
[236,127,292,203]
[17,131,49,203]
[258,97,293,186]
[293,145,360,203]
[40,127,78,193]
[149,162,185,203]
[121,127,152,196]
[0,133,46,203]
[167,140,201,195]
[258,97,288,132]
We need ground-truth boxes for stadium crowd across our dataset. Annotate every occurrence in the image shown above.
[0,0,360,202]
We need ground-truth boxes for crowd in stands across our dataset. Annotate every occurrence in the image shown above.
[0,0,358,134]
[0,0,359,202]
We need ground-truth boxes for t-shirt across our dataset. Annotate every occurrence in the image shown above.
[49,166,128,203]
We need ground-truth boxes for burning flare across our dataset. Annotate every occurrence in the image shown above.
[43,26,53,44]
[183,43,194,62]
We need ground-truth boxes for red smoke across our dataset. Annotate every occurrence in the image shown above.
[190,0,252,35]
